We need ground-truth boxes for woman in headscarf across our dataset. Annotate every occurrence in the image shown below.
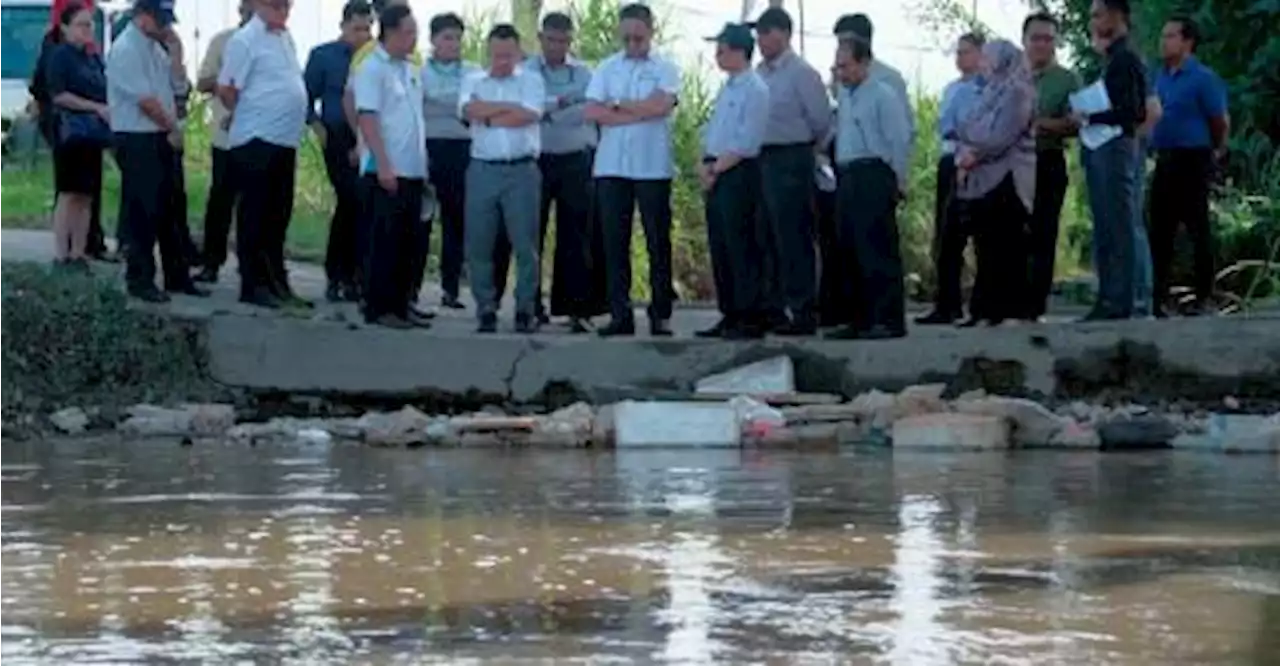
[953,38,1037,326]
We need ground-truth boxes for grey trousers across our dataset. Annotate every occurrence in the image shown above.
[465,158,541,318]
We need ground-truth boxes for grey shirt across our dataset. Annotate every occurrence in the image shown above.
[105,24,175,134]
[422,59,481,140]
[525,55,595,155]
[835,78,911,190]
[756,49,830,146]
[870,59,914,144]
[701,69,770,159]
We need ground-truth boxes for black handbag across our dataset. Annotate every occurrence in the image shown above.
[56,110,112,149]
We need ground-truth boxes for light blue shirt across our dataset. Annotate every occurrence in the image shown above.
[836,79,911,190]
[457,67,544,161]
[422,58,482,140]
[105,24,175,134]
[585,51,681,180]
[938,75,982,154]
[701,69,770,159]
[353,46,427,179]
[218,16,308,149]
[525,55,595,155]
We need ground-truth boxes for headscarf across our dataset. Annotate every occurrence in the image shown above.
[963,39,1033,127]
[956,39,1037,212]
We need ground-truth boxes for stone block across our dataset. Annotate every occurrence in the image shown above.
[1098,414,1179,449]
[695,356,795,395]
[953,396,1070,447]
[49,407,89,434]
[614,401,740,448]
[891,413,1011,450]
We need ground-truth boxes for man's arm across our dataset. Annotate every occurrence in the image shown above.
[798,64,833,143]
[712,84,770,175]
[617,59,679,119]
[196,32,226,94]
[107,43,176,131]
[488,72,544,128]
[1087,53,1145,128]
[1203,73,1230,150]
[215,35,251,112]
[303,45,325,128]
[877,90,911,193]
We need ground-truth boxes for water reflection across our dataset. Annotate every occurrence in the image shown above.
[2,438,1279,664]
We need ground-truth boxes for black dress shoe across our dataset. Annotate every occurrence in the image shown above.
[240,288,282,309]
[723,324,765,340]
[695,319,727,338]
[762,311,791,332]
[477,313,498,334]
[129,286,171,303]
[914,309,960,325]
[370,314,414,329]
[773,318,817,336]
[192,267,218,284]
[857,325,907,340]
[89,249,121,264]
[597,318,635,337]
[515,314,540,334]
[166,282,211,298]
[442,294,466,310]
[649,318,673,337]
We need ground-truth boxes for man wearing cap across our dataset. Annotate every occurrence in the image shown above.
[584,2,681,338]
[750,7,831,336]
[105,0,205,303]
[696,24,771,340]
[458,24,546,334]
[218,0,310,309]
[194,0,253,284]
[827,36,911,340]
[525,12,598,332]
[832,13,914,144]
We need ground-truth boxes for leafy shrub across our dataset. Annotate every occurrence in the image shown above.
[1,263,220,419]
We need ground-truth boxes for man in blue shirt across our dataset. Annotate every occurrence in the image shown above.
[305,0,374,303]
[1148,15,1228,316]
[918,31,983,325]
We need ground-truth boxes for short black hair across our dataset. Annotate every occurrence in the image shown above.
[429,12,465,36]
[1021,11,1059,36]
[619,3,654,27]
[1167,14,1200,45]
[838,35,872,63]
[487,23,521,43]
[1100,0,1131,17]
[752,7,792,34]
[378,4,412,40]
[342,0,373,24]
[958,31,985,49]
[541,11,573,32]
[833,13,873,42]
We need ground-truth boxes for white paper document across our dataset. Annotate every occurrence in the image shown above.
[1070,79,1122,150]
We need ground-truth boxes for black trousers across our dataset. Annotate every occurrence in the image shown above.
[706,158,764,321]
[201,147,237,271]
[758,143,818,321]
[364,176,426,320]
[814,184,849,326]
[1026,149,1068,318]
[836,159,904,333]
[969,174,1029,322]
[426,138,471,300]
[114,132,186,291]
[232,139,297,297]
[538,150,597,318]
[171,149,200,263]
[322,125,361,288]
[1149,147,1215,305]
[929,155,968,316]
[597,177,675,323]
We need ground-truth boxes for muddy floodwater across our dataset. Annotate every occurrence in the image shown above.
[3,438,1279,665]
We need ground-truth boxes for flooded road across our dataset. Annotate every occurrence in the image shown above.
[3,438,1279,665]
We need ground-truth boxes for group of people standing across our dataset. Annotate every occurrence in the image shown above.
[35,0,1230,338]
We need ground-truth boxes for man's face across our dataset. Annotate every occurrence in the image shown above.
[955,38,981,74]
[1160,21,1191,59]
[1089,0,1117,40]
[539,28,572,63]
[238,0,253,23]
[259,0,291,29]
[136,12,162,37]
[432,27,463,60]
[1023,20,1057,66]
[385,16,418,57]
[834,48,866,85]
[619,18,651,58]
[714,43,744,72]
[756,27,787,59]
[489,37,522,76]
[342,14,373,48]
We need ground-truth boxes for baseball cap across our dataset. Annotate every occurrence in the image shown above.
[749,7,792,33]
[707,22,754,52]
[133,0,177,25]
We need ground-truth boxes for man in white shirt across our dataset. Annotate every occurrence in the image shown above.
[583,3,680,338]
[193,0,252,283]
[217,0,309,309]
[353,5,429,330]
[458,24,545,334]
[106,0,206,303]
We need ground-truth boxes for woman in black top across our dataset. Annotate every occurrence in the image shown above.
[45,2,108,268]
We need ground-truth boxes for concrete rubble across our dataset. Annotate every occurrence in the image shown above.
[93,356,1276,453]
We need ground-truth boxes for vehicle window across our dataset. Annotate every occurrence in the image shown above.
[1,6,106,80]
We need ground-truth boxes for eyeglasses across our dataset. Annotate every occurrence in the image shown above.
[621,33,646,44]
[264,0,291,9]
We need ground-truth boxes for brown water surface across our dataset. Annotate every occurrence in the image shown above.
[3,438,1279,664]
